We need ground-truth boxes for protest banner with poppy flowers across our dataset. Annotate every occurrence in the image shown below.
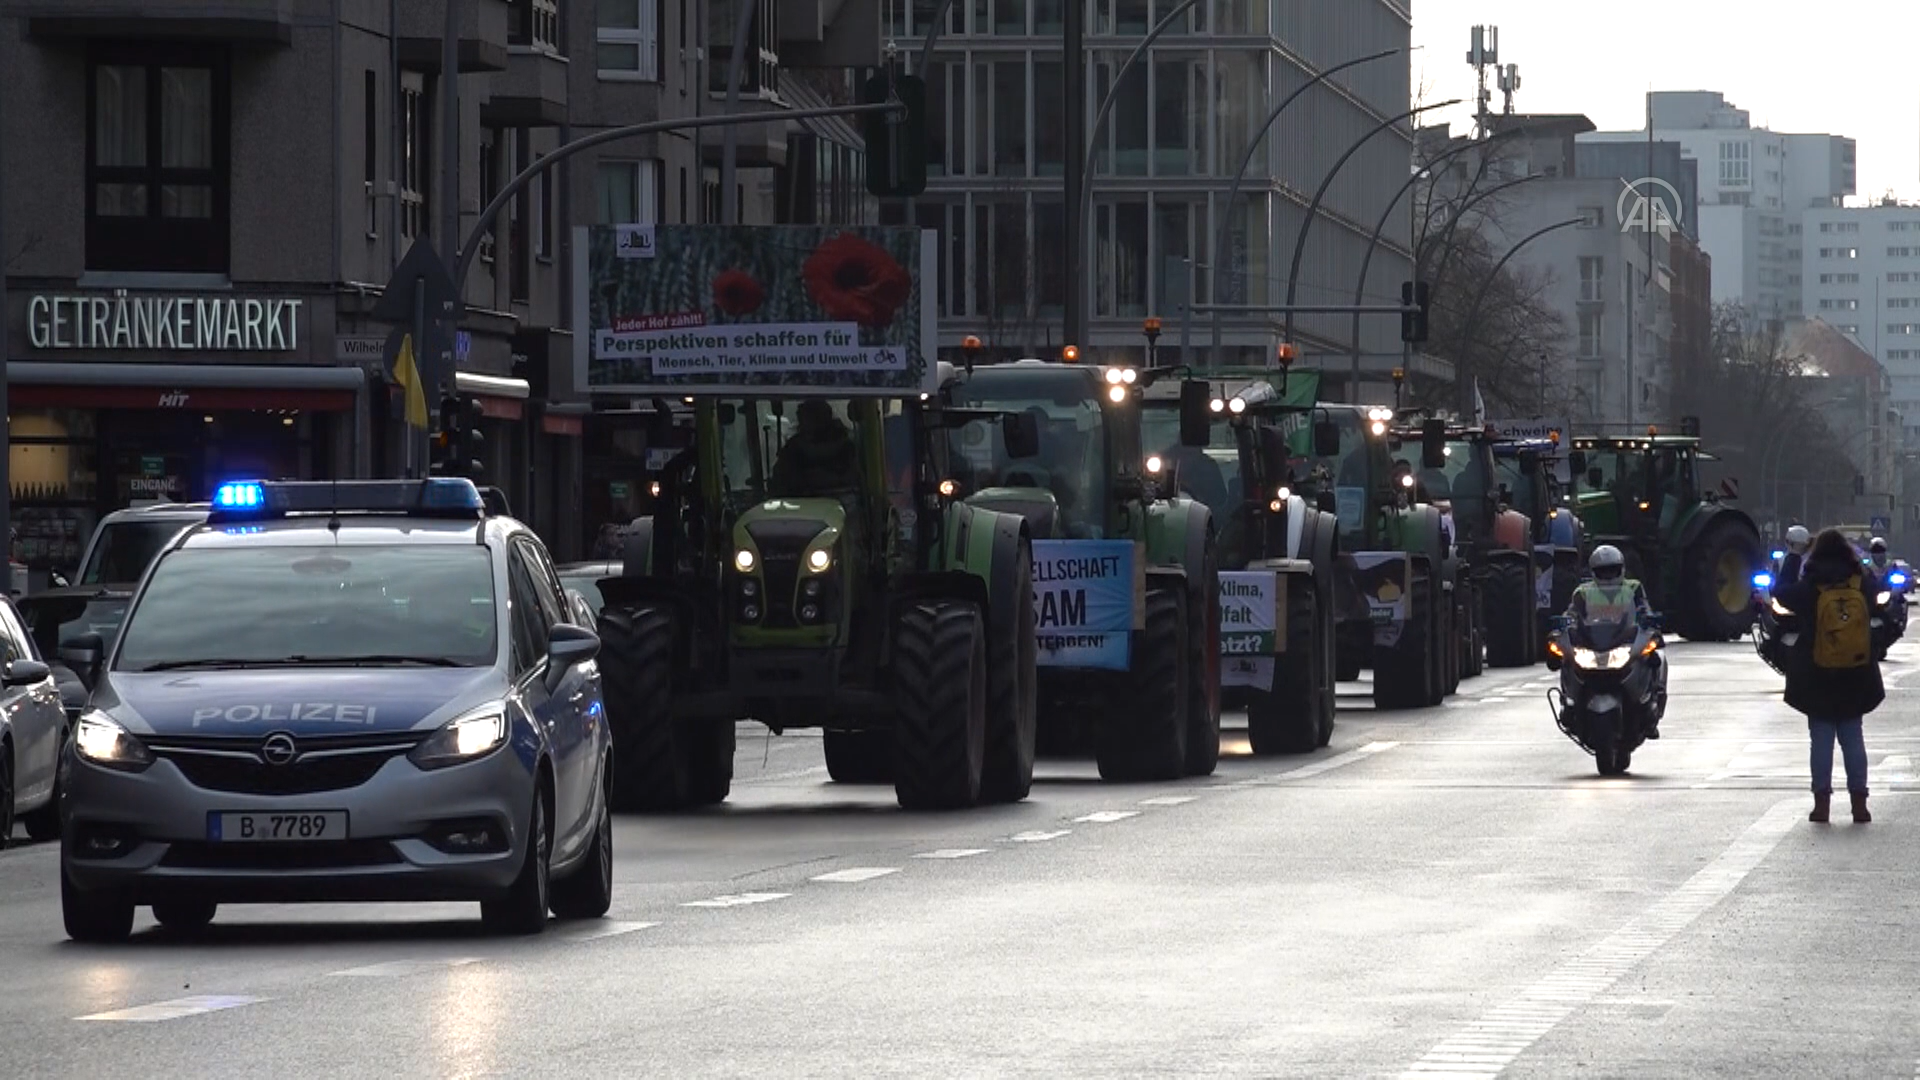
[572,225,937,396]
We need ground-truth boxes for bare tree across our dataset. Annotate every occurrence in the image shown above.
[1412,219,1571,415]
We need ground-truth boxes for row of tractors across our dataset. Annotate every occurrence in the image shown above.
[588,351,1764,813]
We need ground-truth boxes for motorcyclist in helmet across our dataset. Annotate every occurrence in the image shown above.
[1564,545,1666,738]
[1868,536,1890,571]
[1775,524,1811,585]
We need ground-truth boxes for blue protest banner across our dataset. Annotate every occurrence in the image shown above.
[1031,539,1134,670]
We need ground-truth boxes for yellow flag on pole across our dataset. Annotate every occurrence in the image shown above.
[393,334,430,430]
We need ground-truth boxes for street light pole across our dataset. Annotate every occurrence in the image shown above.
[1066,0,1205,349]
[717,0,759,226]
[1188,47,1401,366]
[1456,216,1585,410]
[1346,133,1513,402]
[1280,100,1456,347]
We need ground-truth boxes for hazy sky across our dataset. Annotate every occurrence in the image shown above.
[1409,3,1919,204]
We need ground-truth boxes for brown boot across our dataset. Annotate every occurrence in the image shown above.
[1810,793,1831,823]
[1851,792,1870,823]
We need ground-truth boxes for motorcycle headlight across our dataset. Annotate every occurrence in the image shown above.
[408,704,510,771]
[1876,590,1892,606]
[74,712,153,772]
[1572,647,1600,669]
[1606,645,1633,668]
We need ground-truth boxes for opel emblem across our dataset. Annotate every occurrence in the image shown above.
[261,732,298,766]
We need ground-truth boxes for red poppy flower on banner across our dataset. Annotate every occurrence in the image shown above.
[712,269,766,316]
[802,233,913,329]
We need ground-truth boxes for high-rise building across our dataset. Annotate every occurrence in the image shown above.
[900,0,1419,390]
[1582,91,1856,330]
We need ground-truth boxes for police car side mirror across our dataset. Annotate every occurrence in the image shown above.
[545,623,600,690]
[59,632,104,690]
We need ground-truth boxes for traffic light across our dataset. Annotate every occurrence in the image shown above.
[1401,280,1431,344]
[430,395,488,480]
[862,71,927,198]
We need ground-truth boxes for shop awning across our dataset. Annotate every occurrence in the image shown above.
[10,362,363,411]
[455,371,531,421]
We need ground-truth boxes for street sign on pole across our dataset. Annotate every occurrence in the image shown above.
[1871,514,1890,536]
[372,239,464,324]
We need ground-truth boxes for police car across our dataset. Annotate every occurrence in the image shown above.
[55,478,613,941]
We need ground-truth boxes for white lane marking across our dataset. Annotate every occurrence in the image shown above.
[1397,797,1801,1079]
[78,995,265,1022]
[1267,741,1399,781]
[1007,829,1071,843]
[562,920,660,942]
[330,958,485,977]
[811,867,900,883]
[1139,796,1196,806]
[1073,810,1141,823]
[682,891,790,908]
[913,848,989,859]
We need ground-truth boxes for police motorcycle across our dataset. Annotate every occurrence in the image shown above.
[1750,566,1792,675]
[1545,608,1666,777]
[1867,540,1907,659]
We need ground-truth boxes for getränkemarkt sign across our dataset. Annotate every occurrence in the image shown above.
[25,293,305,352]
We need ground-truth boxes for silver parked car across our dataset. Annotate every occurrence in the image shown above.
[57,478,612,941]
[0,594,67,846]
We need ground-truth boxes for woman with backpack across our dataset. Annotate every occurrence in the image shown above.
[1773,528,1888,823]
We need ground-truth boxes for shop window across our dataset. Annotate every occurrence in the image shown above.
[86,43,231,274]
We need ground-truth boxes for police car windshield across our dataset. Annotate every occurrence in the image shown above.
[114,545,498,672]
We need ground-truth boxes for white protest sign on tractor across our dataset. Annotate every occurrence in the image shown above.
[1220,570,1284,689]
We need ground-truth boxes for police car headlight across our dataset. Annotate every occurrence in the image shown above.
[74,712,153,772]
[409,705,510,770]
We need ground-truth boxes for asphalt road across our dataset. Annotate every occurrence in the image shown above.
[5,639,1920,1078]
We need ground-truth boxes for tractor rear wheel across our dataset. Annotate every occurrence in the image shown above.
[599,604,733,811]
[1097,588,1189,781]
[1182,545,1222,777]
[1250,581,1325,755]
[891,601,988,810]
[1682,518,1765,642]
[1484,558,1534,667]
[981,543,1039,802]
[1373,575,1436,710]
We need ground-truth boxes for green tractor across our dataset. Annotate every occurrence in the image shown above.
[1291,405,1456,709]
[944,356,1223,781]
[596,367,1044,811]
[1565,426,1762,641]
[1491,435,1588,645]
[1139,367,1343,755]
[1389,416,1539,670]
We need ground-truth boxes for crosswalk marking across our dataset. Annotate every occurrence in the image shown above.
[78,995,265,1022]
[811,867,900,883]
[330,958,484,977]
[913,848,989,859]
[682,891,790,908]
[1073,810,1140,823]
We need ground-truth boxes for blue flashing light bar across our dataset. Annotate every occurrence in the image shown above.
[1890,571,1909,588]
[1751,571,1773,589]
[207,478,487,522]
[1770,549,1785,560]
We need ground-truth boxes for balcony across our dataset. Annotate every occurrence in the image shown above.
[485,49,569,127]
[777,0,880,68]
[397,0,512,74]
[24,0,295,45]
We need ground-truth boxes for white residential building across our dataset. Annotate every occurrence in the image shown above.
[1582,91,1855,329]
[1801,200,1920,445]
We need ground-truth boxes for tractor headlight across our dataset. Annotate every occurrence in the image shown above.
[808,548,832,573]
[735,549,756,572]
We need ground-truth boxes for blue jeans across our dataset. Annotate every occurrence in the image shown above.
[1809,717,1868,796]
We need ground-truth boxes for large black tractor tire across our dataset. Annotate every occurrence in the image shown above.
[1681,519,1765,642]
[1484,558,1534,668]
[1462,576,1486,679]
[1096,588,1189,782]
[1438,578,1460,698]
[824,730,894,784]
[1250,581,1326,755]
[891,601,988,810]
[1336,647,1363,683]
[1374,576,1437,710]
[1315,586,1337,747]
[599,604,734,811]
[980,544,1039,802]
[1183,549,1223,777]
